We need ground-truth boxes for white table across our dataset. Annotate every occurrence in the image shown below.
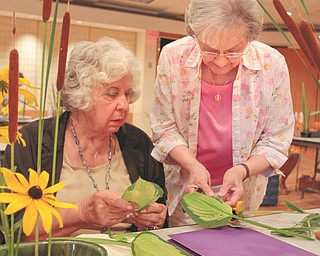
[79,209,320,256]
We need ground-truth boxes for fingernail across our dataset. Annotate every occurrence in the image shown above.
[140,209,147,213]
[127,205,133,210]
[133,211,139,216]
[126,213,133,218]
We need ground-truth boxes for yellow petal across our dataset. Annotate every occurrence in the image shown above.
[23,201,38,236]
[18,77,31,87]
[43,182,65,194]
[0,67,9,82]
[16,132,26,147]
[15,173,30,190]
[43,197,77,209]
[0,136,10,144]
[18,88,39,107]
[0,192,19,203]
[35,200,52,234]
[0,104,7,115]
[1,168,28,194]
[4,196,32,215]
[0,92,3,105]
[50,205,64,228]
[38,171,49,190]
[28,169,39,187]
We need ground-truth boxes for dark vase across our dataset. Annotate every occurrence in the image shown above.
[0,240,108,256]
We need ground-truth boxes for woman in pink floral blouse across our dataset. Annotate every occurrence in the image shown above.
[150,0,294,226]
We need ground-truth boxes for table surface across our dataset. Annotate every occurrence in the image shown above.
[292,136,320,146]
[79,208,320,256]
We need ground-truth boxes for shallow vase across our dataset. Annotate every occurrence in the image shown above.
[0,240,108,256]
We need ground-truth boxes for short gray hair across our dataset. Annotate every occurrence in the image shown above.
[185,0,263,42]
[61,37,141,111]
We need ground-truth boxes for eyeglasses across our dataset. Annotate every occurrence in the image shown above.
[200,51,244,62]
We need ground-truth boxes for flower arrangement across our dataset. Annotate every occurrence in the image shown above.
[0,67,39,118]
[257,0,320,136]
[0,1,79,255]
[0,2,178,256]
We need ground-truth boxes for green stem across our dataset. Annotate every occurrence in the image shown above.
[14,224,22,256]
[231,215,314,240]
[256,0,320,89]
[51,237,132,247]
[35,217,39,256]
[51,91,61,186]
[9,143,15,256]
[37,21,47,175]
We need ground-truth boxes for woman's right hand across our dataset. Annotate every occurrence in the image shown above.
[185,163,214,197]
[78,190,135,228]
[168,145,214,197]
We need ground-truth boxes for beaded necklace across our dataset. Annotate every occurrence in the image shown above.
[70,117,113,190]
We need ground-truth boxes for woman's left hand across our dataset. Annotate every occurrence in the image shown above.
[129,202,167,231]
[217,165,246,207]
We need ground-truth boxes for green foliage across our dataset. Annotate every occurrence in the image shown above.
[121,177,164,210]
[181,192,318,240]
[131,232,189,256]
[181,192,233,228]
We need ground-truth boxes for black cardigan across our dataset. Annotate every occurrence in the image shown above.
[1,111,168,243]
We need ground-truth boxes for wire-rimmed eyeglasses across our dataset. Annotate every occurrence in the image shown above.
[200,51,244,62]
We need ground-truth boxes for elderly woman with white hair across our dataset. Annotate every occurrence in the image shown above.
[150,0,294,226]
[2,37,168,241]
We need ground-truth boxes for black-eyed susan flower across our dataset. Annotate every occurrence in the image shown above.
[0,66,39,107]
[0,126,26,146]
[0,168,77,236]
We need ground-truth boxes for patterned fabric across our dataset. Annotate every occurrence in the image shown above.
[150,36,294,216]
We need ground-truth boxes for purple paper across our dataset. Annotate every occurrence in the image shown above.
[169,227,317,256]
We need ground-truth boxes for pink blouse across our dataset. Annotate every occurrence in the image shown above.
[197,80,233,186]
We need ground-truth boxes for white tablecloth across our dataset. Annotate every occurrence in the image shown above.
[79,209,320,256]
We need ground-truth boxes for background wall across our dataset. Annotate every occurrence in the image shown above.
[1,0,318,136]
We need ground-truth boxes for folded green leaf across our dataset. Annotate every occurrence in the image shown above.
[284,199,308,213]
[271,227,311,237]
[298,213,320,228]
[121,177,164,210]
[181,192,233,228]
[131,232,189,256]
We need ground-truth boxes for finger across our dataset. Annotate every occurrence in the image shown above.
[101,196,134,211]
[200,183,214,197]
[185,184,199,193]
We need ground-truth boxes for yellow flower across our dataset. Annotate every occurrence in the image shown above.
[233,200,244,215]
[0,66,39,107]
[0,168,77,236]
[0,126,26,146]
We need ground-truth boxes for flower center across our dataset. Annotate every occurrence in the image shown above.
[28,186,43,199]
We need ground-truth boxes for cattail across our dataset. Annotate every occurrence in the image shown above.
[8,49,19,143]
[273,0,317,69]
[42,0,52,23]
[299,20,320,71]
[56,11,70,91]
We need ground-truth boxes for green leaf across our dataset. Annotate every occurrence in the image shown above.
[271,227,311,237]
[301,83,308,132]
[181,192,233,228]
[51,237,131,247]
[121,177,164,210]
[107,227,135,242]
[298,213,320,228]
[284,200,307,213]
[131,232,189,256]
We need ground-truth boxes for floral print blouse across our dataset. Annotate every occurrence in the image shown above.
[150,36,294,216]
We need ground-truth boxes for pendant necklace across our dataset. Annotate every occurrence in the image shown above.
[70,117,113,191]
[207,67,228,102]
